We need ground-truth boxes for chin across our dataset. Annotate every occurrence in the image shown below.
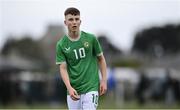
[72,30,78,32]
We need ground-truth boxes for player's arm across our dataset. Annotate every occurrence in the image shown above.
[59,63,80,100]
[97,54,107,96]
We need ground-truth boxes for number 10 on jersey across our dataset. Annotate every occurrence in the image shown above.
[73,48,86,60]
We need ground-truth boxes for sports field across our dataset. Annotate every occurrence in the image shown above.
[1,95,180,109]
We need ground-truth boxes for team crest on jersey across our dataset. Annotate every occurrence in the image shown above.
[84,42,89,48]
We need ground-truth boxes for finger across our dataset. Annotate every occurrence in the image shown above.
[74,91,78,95]
[100,87,106,96]
[71,93,80,100]
[101,90,104,96]
[71,96,78,101]
[73,91,80,99]
[100,87,104,96]
[71,95,79,101]
[73,95,80,100]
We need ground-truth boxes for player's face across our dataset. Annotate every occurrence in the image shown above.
[64,14,81,32]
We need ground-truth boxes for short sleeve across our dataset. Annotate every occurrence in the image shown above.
[56,42,66,65]
[93,35,103,56]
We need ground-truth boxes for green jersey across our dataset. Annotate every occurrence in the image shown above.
[56,31,103,94]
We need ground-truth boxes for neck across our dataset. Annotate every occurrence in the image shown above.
[68,31,79,39]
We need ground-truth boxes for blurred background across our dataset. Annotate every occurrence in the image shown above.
[0,0,180,109]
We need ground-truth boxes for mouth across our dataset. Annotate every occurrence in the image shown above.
[72,26,77,28]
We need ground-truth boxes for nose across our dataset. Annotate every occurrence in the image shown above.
[72,20,77,24]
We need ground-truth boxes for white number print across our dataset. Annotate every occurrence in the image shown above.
[73,48,86,60]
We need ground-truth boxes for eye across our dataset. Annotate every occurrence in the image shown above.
[75,18,80,21]
[68,18,73,21]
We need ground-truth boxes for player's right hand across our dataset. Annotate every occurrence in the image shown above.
[68,87,80,101]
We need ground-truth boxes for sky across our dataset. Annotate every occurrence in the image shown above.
[1,0,180,52]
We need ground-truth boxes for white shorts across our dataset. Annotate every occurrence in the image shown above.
[67,91,99,110]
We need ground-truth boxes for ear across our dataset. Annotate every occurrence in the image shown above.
[64,20,67,26]
[80,20,82,25]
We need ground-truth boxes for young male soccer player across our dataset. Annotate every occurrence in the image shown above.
[56,7,107,110]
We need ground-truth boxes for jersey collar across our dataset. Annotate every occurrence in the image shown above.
[66,31,81,42]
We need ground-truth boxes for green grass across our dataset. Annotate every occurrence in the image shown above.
[98,95,180,109]
[0,102,67,109]
[0,96,180,109]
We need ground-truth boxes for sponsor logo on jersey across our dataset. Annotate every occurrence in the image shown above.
[84,42,89,48]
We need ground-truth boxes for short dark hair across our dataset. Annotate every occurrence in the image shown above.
[64,7,80,16]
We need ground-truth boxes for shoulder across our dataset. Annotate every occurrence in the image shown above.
[81,31,97,39]
[56,35,67,47]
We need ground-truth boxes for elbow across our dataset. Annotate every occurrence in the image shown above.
[98,55,106,63]
[59,63,67,72]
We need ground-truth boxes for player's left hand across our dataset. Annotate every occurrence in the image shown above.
[99,80,107,96]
